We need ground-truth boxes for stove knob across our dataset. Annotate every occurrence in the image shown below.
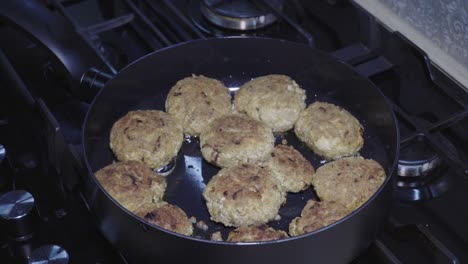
[0,190,37,239]
[29,245,69,264]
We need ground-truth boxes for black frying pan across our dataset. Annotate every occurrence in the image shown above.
[82,37,399,264]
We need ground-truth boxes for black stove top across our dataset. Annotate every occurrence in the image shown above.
[1,0,468,263]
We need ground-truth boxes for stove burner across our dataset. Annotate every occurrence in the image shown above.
[397,135,441,177]
[189,0,233,36]
[200,0,283,30]
[395,135,452,201]
[395,167,452,201]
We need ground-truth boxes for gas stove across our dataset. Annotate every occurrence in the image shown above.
[1,0,468,263]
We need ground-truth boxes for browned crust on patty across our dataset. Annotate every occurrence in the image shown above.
[135,202,193,236]
[267,144,315,192]
[165,75,232,136]
[227,225,289,242]
[312,157,386,210]
[109,110,183,169]
[289,200,350,236]
[294,102,364,159]
[203,164,286,227]
[200,114,274,168]
[95,161,167,212]
[234,74,306,132]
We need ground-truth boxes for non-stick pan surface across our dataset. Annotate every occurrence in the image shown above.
[82,37,399,264]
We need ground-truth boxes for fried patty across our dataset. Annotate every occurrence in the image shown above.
[166,75,232,136]
[110,110,183,169]
[289,200,349,236]
[294,102,363,159]
[266,144,315,193]
[200,114,275,168]
[203,164,286,227]
[234,74,306,133]
[227,225,288,242]
[135,202,193,236]
[95,161,167,212]
[312,157,386,210]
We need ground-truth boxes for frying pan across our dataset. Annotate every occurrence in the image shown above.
[82,37,399,264]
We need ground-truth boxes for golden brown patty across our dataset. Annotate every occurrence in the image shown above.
[109,110,183,169]
[165,75,232,136]
[203,164,286,227]
[227,225,288,242]
[95,161,167,212]
[200,114,275,168]
[135,202,193,236]
[289,200,349,236]
[312,157,386,210]
[266,144,315,193]
[234,74,306,133]
[294,102,363,159]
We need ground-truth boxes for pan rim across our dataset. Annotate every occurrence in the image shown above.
[81,36,400,246]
